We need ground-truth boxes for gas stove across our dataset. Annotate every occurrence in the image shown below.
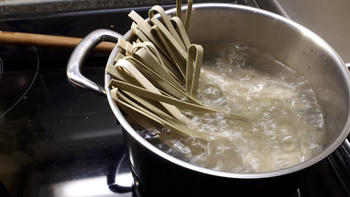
[0,2,349,197]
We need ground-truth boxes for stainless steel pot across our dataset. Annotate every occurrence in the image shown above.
[67,3,350,196]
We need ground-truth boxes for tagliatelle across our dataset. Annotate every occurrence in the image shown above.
[106,1,248,141]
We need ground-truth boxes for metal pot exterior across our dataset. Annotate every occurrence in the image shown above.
[123,129,303,196]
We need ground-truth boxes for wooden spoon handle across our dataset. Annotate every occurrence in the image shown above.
[0,31,116,51]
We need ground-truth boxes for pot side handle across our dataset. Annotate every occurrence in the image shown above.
[66,29,121,96]
[107,152,135,193]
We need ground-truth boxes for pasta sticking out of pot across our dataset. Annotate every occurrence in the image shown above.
[107,0,248,142]
[107,0,326,173]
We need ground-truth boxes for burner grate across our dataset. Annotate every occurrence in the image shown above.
[328,140,350,197]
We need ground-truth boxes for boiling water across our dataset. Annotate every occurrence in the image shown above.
[140,43,326,173]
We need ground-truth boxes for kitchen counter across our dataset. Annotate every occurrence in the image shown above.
[0,0,236,19]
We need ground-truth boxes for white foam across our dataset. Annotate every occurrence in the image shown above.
[144,43,326,173]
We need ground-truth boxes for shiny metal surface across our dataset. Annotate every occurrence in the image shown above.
[66,29,121,96]
[344,139,350,152]
[68,2,350,194]
[257,0,350,64]
[108,3,350,178]
[108,153,134,193]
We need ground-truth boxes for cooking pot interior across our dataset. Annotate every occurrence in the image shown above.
[182,6,349,148]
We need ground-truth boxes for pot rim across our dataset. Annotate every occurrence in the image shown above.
[105,3,350,179]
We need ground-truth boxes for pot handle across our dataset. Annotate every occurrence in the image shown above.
[66,29,121,96]
[107,150,135,193]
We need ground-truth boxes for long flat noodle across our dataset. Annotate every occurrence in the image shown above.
[112,79,249,122]
[155,49,184,83]
[128,11,168,57]
[170,16,191,50]
[113,53,126,64]
[125,56,187,99]
[117,90,177,122]
[184,0,193,32]
[132,41,165,66]
[113,90,217,141]
[106,64,141,86]
[164,61,184,83]
[185,45,202,95]
[129,42,182,85]
[131,46,183,90]
[128,10,152,31]
[150,17,187,60]
[117,38,133,55]
[118,79,249,120]
[115,58,188,123]
[131,22,150,42]
[123,57,205,107]
[176,0,182,20]
[115,59,203,106]
[185,57,193,93]
[148,5,186,50]
[131,24,183,82]
[113,89,169,125]
[110,79,224,113]
[132,42,173,81]
[158,86,206,106]
[122,91,175,121]
[114,91,176,130]
[106,64,129,82]
[107,4,252,142]
[189,44,203,97]
[151,26,186,77]
[107,63,142,86]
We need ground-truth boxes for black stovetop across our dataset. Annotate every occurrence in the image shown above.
[0,3,349,197]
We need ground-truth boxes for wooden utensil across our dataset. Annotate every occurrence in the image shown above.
[0,31,116,51]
